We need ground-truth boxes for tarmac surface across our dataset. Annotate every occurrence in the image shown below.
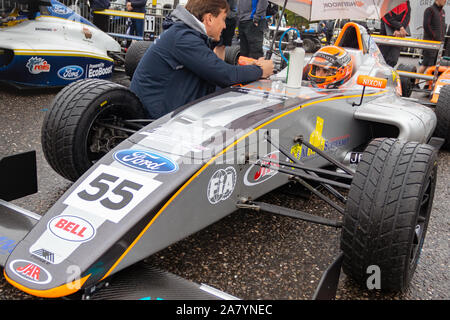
[0,69,448,301]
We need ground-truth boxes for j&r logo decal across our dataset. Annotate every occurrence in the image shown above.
[244,151,279,186]
[10,259,52,285]
[207,167,237,204]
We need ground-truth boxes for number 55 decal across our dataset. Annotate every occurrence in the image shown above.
[64,164,162,223]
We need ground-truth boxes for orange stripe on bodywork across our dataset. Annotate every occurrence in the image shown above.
[4,270,91,298]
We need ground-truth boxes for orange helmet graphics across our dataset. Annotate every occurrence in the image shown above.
[307,46,353,89]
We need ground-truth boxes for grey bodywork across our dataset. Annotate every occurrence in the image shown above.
[0,25,437,298]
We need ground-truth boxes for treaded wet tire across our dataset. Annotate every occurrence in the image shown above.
[125,40,152,79]
[224,45,240,65]
[397,64,416,97]
[435,85,450,150]
[42,79,147,182]
[341,138,438,291]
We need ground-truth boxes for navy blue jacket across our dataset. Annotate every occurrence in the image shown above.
[130,7,263,119]
[89,0,110,10]
[127,0,147,13]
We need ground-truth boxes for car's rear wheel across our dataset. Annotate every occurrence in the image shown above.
[341,138,437,291]
[435,84,450,150]
[397,64,417,97]
[125,40,152,79]
[42,79,147,182]
[224,45,240,65]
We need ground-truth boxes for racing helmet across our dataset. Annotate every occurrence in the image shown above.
[307,46,353,89]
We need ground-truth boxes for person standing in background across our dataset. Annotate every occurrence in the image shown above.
[417,0,446,76]
[90,0,110,32]
[238,0,268,59]
[126,0,148,37]
[379,1,411,68]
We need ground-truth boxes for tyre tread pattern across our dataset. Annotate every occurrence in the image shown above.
[340,138,436,291]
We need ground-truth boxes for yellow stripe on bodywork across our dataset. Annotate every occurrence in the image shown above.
[93,9,145,19]
[101,89,388,281]
[371,34,441,45]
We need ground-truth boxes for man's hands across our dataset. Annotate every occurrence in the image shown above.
[255,57,274,79]
[393,26,407,38]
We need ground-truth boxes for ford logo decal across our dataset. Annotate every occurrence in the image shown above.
[113,150,178,173]
[57,65,84,80]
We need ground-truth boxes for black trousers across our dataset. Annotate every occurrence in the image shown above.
[238,19,266,59]
[92,11,109,33]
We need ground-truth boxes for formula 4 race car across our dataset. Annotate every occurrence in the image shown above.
[0,22,447,300]
[0,0,121,88]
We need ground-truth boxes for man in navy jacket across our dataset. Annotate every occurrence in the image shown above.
[130,0,273,119]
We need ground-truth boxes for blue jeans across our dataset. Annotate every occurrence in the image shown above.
[131,18,144,37]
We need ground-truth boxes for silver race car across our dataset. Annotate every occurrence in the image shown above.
[0,21,446,300]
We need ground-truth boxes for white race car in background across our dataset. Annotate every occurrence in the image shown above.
[0,0,121,88]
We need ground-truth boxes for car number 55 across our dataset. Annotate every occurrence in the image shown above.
[64,164,162,223]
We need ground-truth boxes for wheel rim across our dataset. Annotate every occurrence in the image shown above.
[85,103,140,164]
[409,173,435,268]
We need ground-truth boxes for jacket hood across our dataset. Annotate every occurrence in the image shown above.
[166,5,208,37]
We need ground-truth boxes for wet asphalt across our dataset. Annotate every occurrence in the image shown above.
[0,70,448,301]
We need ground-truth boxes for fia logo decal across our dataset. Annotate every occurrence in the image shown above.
[207,167,236,204]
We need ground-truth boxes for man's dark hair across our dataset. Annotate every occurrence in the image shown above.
[185,0,230,21]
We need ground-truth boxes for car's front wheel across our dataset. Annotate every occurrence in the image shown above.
[42,79,147,182]
[341,138,437,291]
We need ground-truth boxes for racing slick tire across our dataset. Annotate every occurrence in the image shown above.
[435,85,450,150]
[340,138,437,291]
[42,79,147,182]
[125,40,152,79]
[397,64,416,98]
[224,45,240,65]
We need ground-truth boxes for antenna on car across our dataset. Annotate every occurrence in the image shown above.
[265,0,288,60]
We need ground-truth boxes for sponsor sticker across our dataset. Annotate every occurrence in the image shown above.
[47,215,96,243]
[244,151,279,186]
[207,167,236,204]
[114,150,178,174]
[87,62,113,78]
[10,259,52,285]
[64,164,162,223]
[26,57,50,74]
[57,65,84,80]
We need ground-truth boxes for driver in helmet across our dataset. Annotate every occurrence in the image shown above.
[306,45,353,89]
